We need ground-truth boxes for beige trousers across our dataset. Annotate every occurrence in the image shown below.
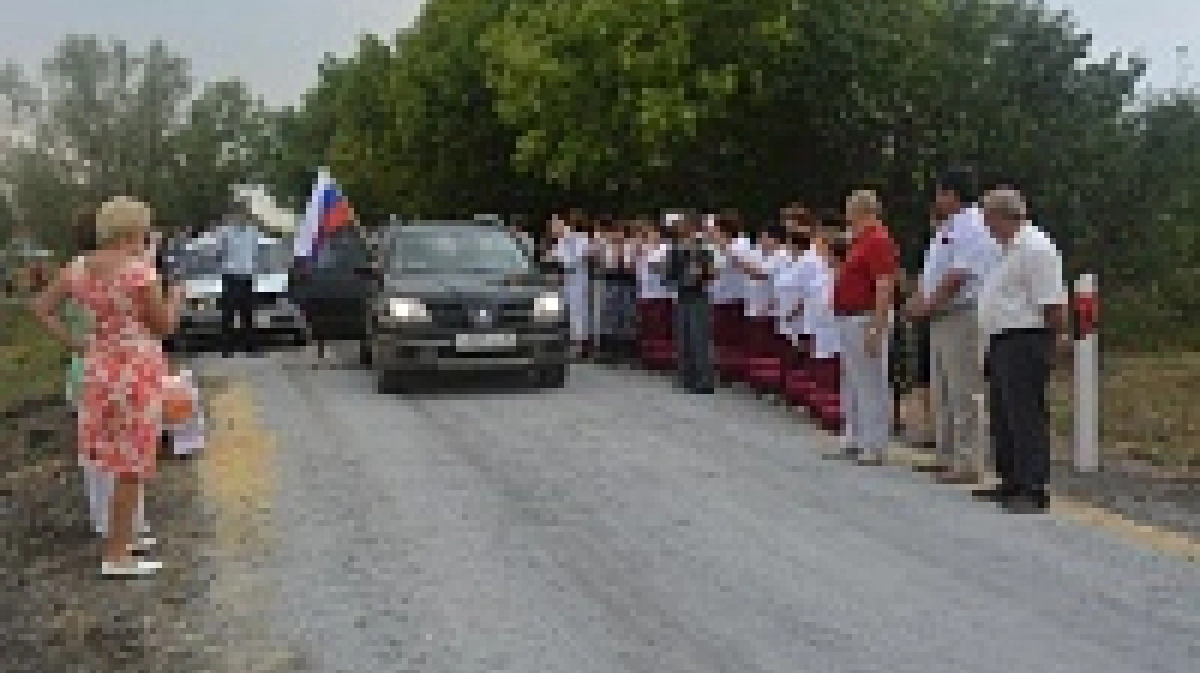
[929,309,986,473]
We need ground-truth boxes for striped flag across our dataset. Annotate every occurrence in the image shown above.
[293,167,352,264]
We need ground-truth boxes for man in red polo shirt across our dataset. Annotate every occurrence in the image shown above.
[826,190,899,465]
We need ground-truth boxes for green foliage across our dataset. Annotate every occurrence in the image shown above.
[2,36,275,243]
[259,0,1196,350]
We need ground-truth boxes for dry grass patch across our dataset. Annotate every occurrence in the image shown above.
[1049,352,1200,469]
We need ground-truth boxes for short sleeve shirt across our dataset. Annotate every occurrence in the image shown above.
[919,205,999,309]
[832,223,898,314]
[977,223,1067,339]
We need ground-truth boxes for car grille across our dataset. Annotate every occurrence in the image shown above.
[426,300,534,329]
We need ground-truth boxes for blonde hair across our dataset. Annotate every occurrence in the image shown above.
[96,196,153,245]
[845,189,882,218]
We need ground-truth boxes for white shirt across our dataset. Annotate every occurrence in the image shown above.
[215,219,260,275]
[742,245,788,316]
[637,243,674,299]
[976,222,1067,341]
[769,251,801,324]
[772,254,806,335]
[806,258,841,358]
[919,205,999,310]
[722,235,752,304]
[551,232,590,275]
[708,248,735,303]
[787,246,824,337]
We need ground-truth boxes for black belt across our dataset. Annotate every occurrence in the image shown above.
[990,327,1051,342]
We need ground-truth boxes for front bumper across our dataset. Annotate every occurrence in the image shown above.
[176,305,308,346]
[372,323,570,372]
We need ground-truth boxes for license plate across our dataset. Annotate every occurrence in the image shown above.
[455,332,517,351]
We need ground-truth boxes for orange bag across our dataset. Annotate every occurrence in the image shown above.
[161,374,196,426]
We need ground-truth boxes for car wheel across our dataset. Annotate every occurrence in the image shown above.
[377,369,406,394]
[539,364,568,389]
[358,339,373,368]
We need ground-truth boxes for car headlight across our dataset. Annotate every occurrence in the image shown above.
[533,292,563,320]
[385,297,430,323]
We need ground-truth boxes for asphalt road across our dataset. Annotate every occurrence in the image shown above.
[195,349,1200,673]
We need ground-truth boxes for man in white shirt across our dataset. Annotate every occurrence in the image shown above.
[975,188,1069,514]
[213,203,262,356]
[906,167,1000,484]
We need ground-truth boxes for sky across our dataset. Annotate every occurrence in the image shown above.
[2,0,1197,106]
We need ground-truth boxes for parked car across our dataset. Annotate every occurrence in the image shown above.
[352,219,570,392]
[174,234,308,351]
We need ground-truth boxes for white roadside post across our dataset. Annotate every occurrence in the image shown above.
[1073,273,1099,472]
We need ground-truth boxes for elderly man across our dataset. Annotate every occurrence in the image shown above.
[976,188,1070,513]
[907,167,1000,484]
[827,190,899,465]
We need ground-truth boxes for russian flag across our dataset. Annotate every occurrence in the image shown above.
[294,167,352,263]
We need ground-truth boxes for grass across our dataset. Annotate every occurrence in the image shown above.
[1049,352,1200,470]
[0,298,68,411]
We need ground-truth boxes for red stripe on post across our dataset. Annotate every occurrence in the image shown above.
[1074,293,1098,338]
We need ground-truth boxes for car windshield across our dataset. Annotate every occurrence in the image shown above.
[175,238,291,277]
[388,225,531,275]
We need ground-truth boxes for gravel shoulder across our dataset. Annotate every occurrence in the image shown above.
[0,397,223,673]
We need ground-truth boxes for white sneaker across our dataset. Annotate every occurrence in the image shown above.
[100,559,163,577]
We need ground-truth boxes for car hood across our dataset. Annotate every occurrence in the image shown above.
[382,273,554,302]
[184,273,289,298]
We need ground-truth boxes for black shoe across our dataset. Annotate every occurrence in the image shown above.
[972,485,1016,502]
[1001,491,1049,514]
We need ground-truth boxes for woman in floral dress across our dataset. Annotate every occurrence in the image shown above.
[35,197,183,577]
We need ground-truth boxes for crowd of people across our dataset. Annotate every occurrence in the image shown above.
[541,168,1069,515]
[22,168,1068,580]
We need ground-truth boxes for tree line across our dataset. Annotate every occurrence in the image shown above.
[265,0,1199,350]
[0,36,274,251]
[2,2,1197,349]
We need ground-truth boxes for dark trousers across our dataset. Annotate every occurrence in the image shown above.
[221,274,255,354]
[675,294,714,392]
[987,329,1052,495]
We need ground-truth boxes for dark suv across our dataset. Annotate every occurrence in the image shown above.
[357,220,570,392]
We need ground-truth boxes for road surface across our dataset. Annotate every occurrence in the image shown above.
[192,350,1200,673]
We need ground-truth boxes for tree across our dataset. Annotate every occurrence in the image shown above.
[169,78,274,226]
[261,54,350,212]
[4,35,274,244]
[0,193,16,243]
[0,61,41,126]
[40,36,193,205]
